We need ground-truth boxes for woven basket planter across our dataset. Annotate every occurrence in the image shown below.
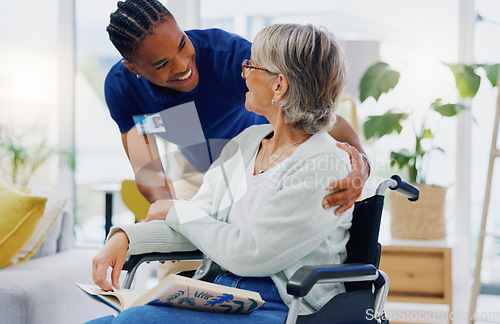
[389,184,447,240]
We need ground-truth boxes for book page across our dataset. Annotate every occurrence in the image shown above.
[111,288,148,310]
[76,284,147,311]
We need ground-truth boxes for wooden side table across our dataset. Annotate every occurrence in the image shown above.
[379,242,452,323]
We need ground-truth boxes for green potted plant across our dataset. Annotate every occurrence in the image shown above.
[359,61,498,239]
[0,125,75,187]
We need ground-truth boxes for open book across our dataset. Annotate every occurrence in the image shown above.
[76,274,265,314]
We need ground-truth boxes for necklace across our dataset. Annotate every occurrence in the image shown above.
[258,134,309,173]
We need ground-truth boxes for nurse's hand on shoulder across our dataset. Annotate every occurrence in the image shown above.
[145,199,178,222]
[323,142,369,215]
[92,230,129,291]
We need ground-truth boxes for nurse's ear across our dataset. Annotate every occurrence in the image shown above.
[121,60,141,77]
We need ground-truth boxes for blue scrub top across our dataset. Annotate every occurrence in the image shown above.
[104,28,268,171]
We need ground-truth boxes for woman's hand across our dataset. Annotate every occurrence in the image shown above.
[92,230,129,291]
[145,199,177,222]
[322,142,368,215]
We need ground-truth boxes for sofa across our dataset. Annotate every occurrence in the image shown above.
[0,184,114,324]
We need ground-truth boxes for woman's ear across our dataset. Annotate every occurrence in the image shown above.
[121,60,140,75]
[273,74,289,103]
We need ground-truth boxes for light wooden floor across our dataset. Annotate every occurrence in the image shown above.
[384,295,500,324]
[475,294,500,324]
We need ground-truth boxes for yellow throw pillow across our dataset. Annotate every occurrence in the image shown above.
[11,188,67,264]
[0,182,47,268]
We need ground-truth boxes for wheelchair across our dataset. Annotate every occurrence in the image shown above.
[121,175,419,324]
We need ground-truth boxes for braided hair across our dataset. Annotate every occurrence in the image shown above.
[107,0,174,61]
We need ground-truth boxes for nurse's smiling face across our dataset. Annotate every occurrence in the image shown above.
[122,18,200,93]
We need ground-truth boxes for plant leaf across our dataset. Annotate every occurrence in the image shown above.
[446,63,481,98]
[390,150,415,168]
[434,147,445,154]
[363,110,408,140]
[432,103,469,117]
[480,63,499,87]
[422,129,433,139]
[359,62,400,102]
[391,150,418,183]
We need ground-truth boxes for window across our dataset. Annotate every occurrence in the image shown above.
[74,0,135,243]
[0,2,60,187]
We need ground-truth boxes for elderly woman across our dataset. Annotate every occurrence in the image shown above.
[90,23,352,323]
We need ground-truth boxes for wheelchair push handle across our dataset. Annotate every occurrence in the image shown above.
[375,175,419,201]
[389,175,419,201]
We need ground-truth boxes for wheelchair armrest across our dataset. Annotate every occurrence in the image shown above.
[122,250,203,289]
[123,250,204,271]
[287,263,378,297]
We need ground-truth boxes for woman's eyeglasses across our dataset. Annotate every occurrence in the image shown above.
[241,59,273,79]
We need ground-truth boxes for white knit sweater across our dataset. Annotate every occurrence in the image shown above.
[110,124,353,314]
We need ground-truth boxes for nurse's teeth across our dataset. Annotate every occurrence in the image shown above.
[176,69,192,81]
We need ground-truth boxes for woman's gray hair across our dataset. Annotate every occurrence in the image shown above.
[252,23,349,134]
